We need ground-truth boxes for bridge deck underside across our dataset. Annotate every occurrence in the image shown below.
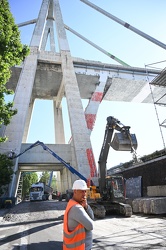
[7,57,163,104]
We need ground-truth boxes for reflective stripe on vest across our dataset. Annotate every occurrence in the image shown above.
[63,238,85,249]
[64,227,85,239]
[63,199,86,250]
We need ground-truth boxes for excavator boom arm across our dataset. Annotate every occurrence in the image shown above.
[98,116,137,195]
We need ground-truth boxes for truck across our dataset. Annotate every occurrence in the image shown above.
[29,182,53,201]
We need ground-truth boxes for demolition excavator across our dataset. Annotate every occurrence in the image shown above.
[87,116,138,218]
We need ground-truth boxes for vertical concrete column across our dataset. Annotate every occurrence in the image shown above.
[3,51,38,150]
[56,171,61,192]
[53,101,65,189]
[61,53,98,179]
[41,0,56,51]
[0,0,50,197]
[54,0,98,184]
[3,48,38,196]
[53,101,65,143]
[60,165,73,193]
[61,167,71,193]
[30,0,50,47]
[40,0,56,187]
[85,72,108,134]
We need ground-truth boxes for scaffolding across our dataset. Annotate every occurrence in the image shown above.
[146,61,166,150]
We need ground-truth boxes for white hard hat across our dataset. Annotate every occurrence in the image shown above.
[72,180,89,190]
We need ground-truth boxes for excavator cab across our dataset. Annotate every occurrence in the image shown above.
[105,176,125,202]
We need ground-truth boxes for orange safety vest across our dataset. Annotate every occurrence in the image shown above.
[63,199,86,250]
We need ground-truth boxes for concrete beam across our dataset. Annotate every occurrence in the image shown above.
[18,143,71,165]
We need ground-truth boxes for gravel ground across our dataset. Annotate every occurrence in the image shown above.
[1,200,67,223]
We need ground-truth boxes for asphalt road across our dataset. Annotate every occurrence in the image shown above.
[0,200,166,249]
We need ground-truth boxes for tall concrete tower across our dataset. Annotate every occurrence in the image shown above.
[1,0,99,197]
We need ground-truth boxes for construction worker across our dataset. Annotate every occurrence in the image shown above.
[63,179,94,250]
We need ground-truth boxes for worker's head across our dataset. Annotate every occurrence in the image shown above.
[72,180,89,203]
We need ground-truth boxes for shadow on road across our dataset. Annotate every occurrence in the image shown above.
[12,241,63,250]
[0,221,63,248]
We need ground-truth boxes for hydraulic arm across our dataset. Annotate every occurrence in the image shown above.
[10,140,87,182]
[98,116,137,196]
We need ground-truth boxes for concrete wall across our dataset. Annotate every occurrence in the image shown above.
[122,157,166,197]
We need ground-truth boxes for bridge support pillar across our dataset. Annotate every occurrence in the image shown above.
[53,0,98,184]
[53,102,65,144]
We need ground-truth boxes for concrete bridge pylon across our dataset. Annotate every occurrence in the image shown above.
[1,0,99,197]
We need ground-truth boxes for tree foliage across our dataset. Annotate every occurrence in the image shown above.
[39,172,57,191]
[51,175,57,192]
[0,154,13,196]
[0,0,29,142]
[39,171,51,185]
[22,172,38,199]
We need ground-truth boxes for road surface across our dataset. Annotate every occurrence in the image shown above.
[0,200,166,249]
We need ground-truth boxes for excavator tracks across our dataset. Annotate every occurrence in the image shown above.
[89,203,106,219]
[89,201,132,218]
[119,203,132,217]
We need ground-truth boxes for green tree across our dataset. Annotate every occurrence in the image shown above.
[22,172,38,199]
[0,0,29,196]
[0,0,29,143]
[0,154,13,196]
[39,171,50,185]
[51,175,57,192]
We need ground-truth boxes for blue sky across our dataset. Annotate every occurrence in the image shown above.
[8,0,166,168]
